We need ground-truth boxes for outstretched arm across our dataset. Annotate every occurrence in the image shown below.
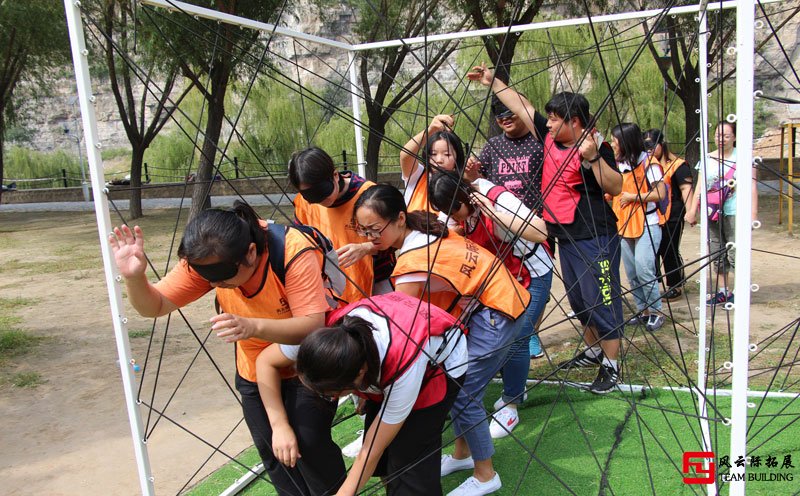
[466,63,538,138]
[109,225,179,318]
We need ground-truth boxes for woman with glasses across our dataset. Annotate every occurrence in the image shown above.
[109,201,345,496]
[289,146,393,301]
[684,121,758,306]
[255,291,468,495]
[353,183,530,496]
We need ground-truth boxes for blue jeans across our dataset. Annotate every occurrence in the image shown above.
[450,307,523,461]
[620,225,663,313]
[501,271,553,405]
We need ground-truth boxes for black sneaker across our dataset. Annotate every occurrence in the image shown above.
[588,364,619,394]
[558,349,603,369]
[626,315,645,326]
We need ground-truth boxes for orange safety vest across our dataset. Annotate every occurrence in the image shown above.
[294,179,376,303]
[391,234,530,320]
[612,157,665,239]
[405,166,438,214]
[216,228,323,382]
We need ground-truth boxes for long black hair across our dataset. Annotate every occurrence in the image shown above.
[177,200,266,265]
[354,183,449,238]
[611,122,646,168]
[422,130,466,175]
[296,315,381,394]
[428,170,475,216]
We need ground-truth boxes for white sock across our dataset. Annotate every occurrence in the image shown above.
[585,346,602,358]
[603,357,618,371]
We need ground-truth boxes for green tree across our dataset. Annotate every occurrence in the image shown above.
[87,0,195,219]
[0,1,69,202]
[145,0,280,219]
[348,0,469,180]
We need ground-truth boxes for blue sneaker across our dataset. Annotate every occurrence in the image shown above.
[529,334,544,359]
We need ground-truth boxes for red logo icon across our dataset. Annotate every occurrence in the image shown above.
[683,451,716,484]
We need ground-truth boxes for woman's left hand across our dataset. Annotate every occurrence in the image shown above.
[337,243,372,269]
[210,313,256,342]
[469,191,494,215]
[619,192,638,207]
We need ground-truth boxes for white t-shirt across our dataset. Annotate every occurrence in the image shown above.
[471,178,553,278]
[281,305,468,424]
[618,153,664,227]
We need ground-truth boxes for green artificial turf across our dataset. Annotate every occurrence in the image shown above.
[186,384,800,495]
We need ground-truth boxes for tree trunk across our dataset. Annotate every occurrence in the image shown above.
[129,145,145,219]
[363,106,385,182]
[680,84,701,167]
[0,111,4,205]
[189,62,230,220]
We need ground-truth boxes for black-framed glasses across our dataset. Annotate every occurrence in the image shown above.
[356,222,391,239]
[189,260,240,283]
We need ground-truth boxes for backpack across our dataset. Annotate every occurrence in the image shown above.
[704,164,736,222]
[266,222,345,308]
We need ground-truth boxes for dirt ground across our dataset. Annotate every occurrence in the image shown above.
[0,197,798,495]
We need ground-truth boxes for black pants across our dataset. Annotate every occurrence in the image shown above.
[657,219,686,289]
[236,374,346,495]
[363,375,464,496]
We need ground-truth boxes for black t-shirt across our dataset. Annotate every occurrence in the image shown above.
[668,160,693,222]
[478,132,544,212]
[533,113,619,242]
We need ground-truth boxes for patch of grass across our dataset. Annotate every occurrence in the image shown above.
[10,371,44,388]
[0,330,42,358]
[0,297,38,311]
[128,329,152,339]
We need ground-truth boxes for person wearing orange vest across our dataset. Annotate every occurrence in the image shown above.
[428,170,552,439]
[400,114,467,214]
[468,63,625,395]
[643,129,694,300]
[108,202,344,496]
[289,146,394,301]
[610,123,667,333]
[255,292,468,495]
[353,184,530,496]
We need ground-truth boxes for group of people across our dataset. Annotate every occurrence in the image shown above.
[108,63,756,496]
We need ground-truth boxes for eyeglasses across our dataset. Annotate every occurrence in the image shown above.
[189,260,240,282]
[356,222,392,239]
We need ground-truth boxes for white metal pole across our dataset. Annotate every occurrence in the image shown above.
[695,8,717,495]
[63,1,155,494]
[348,51,366,178]
[729,0,756,493]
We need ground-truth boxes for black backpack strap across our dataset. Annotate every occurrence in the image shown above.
[267,223,287,286]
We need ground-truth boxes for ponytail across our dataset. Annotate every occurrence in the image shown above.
[406,211,449,239]
[178,200,265,264]
[296,315,381,394]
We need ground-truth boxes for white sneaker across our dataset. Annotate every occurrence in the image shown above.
[341,430,364,458]
[441,454,475,476]
[492,393,527,411]
[446,473,502,496]
[489,406,520,439]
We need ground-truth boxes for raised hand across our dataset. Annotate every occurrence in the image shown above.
[109,225,148,279]
[466,62,493,86]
